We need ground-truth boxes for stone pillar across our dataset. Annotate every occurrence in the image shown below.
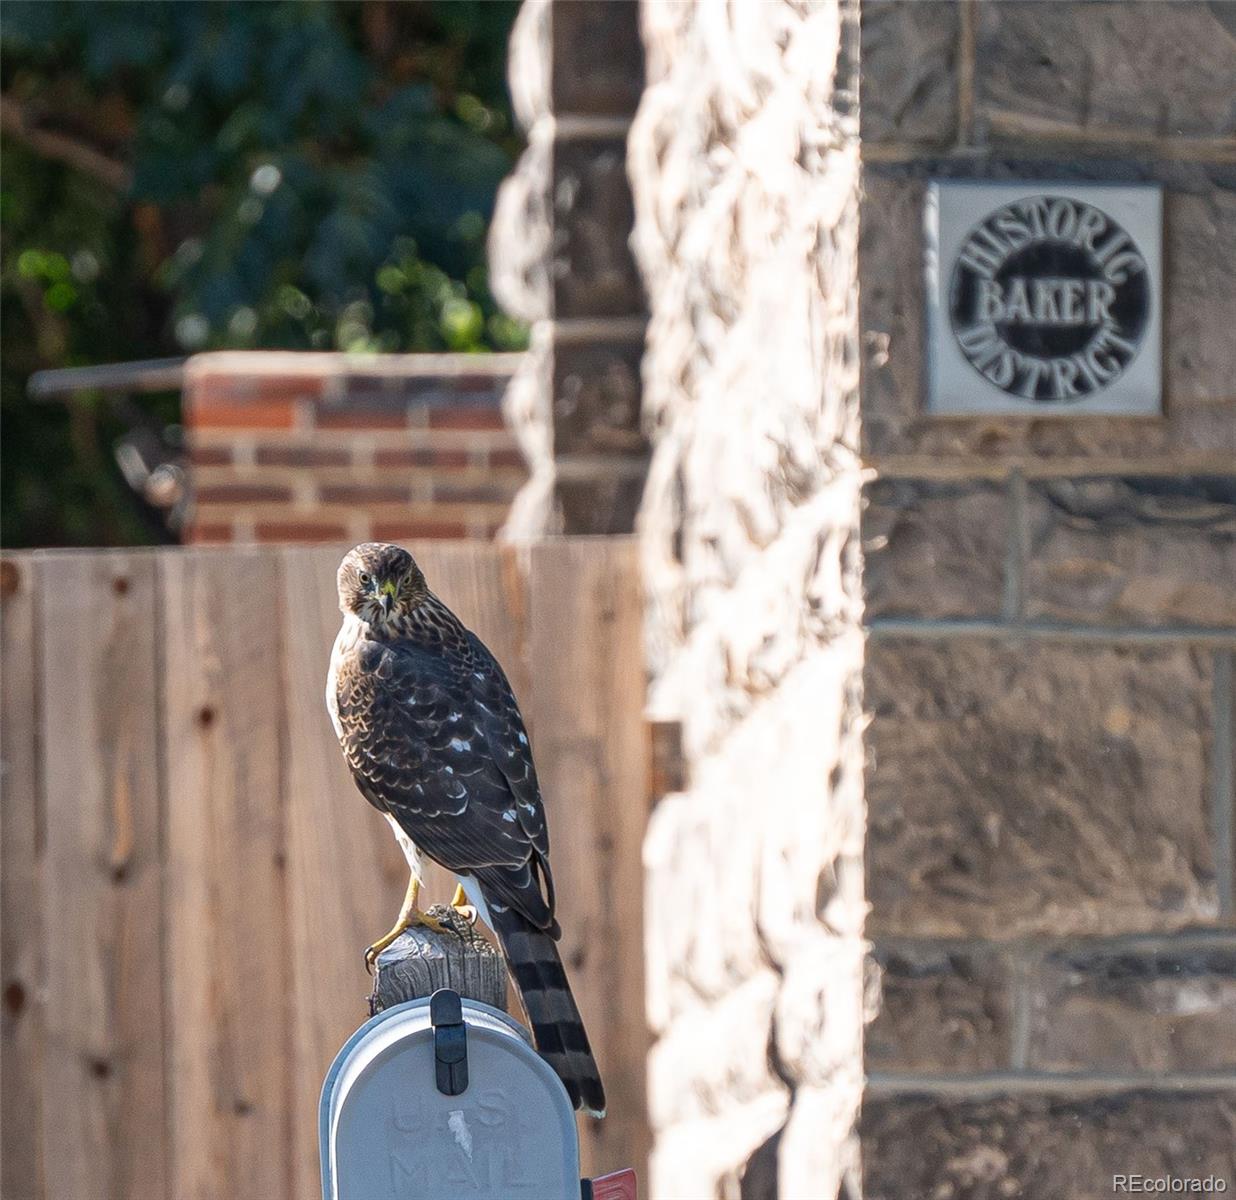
[496,1,1235,1195]
[628,4,866,1198]
[859,2,1236,1194]
[489,0,648,537]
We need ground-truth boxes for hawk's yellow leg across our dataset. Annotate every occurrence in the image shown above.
[364,875,448,972]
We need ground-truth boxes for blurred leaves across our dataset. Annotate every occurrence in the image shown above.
[1,0,524,546]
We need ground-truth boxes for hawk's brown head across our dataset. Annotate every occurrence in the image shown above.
[337,543,428,628]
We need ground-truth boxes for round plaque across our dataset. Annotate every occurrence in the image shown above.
[948,194,1151,404]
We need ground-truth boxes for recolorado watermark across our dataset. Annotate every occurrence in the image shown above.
[1114,1176,1228,1194]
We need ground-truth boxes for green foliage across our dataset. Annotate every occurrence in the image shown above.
[1,0,524,546]
[1,136,172,546]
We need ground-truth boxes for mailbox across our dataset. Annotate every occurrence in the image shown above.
[320,991,581,1200]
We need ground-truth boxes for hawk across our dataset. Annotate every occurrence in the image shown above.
[326,542,605,1117]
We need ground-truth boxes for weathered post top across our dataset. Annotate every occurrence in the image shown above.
[368,904,507,1018]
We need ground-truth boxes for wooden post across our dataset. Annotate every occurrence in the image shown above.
[369,905,507,1017]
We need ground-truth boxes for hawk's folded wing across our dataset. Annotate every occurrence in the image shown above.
[333,632,556,930]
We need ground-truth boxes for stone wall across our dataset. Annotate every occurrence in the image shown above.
[182,352,523,543]
[628,3,867,1197]
[859,3,1236,1194]
[489,0,648,537]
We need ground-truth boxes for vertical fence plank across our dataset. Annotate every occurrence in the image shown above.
[162,549,289,1200]
[37,552,167,1200]
[281,544,405,1197]
[527,538,650,1182]
[1,555,44,1200]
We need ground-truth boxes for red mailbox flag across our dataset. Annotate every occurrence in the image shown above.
[587,1168,637,1200]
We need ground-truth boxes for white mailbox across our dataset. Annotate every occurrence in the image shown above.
[320,991,581,1200]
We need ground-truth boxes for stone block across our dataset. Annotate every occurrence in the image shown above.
[866,637,1219,937]
[1166,186,1236,407]
[644,483,864,755]
[777,1084,863,1200]
[643,787,761,1035]
[858,172,925,459]
[644,651,865,1028]
[1024,476,1236,627]
[974,2,1236,142]
[551,0,644,117]
[552,138,644,319]
[505,0,549,132]
[774,937,867,1088]
[749,642,867,959]
[646,972,782,1128]
[859,172,1236,464]
[866,944,1012,1072]
[488,130,552,323]
[860,1,958,147]
[1026,944,1236,1073]
[551,339,646,457]
[862,1092,1236,1200]
[649,1092,789,1200]
[864,478,1008,619]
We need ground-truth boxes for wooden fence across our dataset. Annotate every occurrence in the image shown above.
[0,539,649,1200]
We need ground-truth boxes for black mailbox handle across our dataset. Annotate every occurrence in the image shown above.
[430,988,468,1096]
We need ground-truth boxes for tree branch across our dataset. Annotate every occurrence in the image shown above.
[0,94,131,192]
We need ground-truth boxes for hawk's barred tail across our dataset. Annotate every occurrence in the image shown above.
[487,903,606,1118]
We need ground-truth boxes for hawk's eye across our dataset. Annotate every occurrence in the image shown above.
[358,571,371,585]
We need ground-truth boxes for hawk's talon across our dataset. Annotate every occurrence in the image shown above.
[448,882,478,926]
[364,921,410,974]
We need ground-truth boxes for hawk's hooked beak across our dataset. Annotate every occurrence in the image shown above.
[375,578,397,618]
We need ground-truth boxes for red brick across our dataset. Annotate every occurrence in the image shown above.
[431,480,513,504]
[318,484,412,504]
[339,372,405,393]
[427,406,507,431]
[372,521,468,541]
[254,522,349,543]
[193,372,324,403]
[255,445,351,467]
[187,444,233,466]
[186,523,234,543]
[187,398,296,429]
[487,448,528,469]
[451,374,505,394]
[194,483,292,504]
[374,448,470,469]
[315,409,408,430]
